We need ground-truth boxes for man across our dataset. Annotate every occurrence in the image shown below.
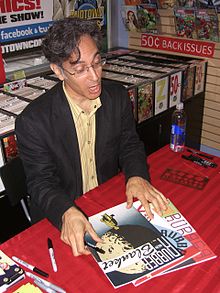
[15,18,168,256]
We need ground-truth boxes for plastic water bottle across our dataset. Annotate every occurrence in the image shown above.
[170,103,186,152]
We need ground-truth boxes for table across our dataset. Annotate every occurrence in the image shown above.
[1,146,220,293]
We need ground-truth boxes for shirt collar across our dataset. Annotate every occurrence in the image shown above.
[62,81,101,120]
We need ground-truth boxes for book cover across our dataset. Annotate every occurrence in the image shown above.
[136,4,159,34]
[174,8,197,39]
[0,250,25,293]
[194,61,206,95]
[133,199,216,285]
[197,0,220,11]
[137,82,153,123]
[154,76,169,115]
[195,9,219,42]
[128,87,138,121]
[169,71,182,108]
[177,0,195,7]
[158,0,176,8]
[2,134,18,162]
[85,202,183,288]
[121,5,140,32]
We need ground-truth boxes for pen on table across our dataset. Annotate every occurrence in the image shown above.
[84,241,105,254]
[47,238,58,272]
[12,256,49,278]
[26,271,66,293]
[34,280,56,293]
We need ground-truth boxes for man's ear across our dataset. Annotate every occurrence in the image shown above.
[50,63,65,81]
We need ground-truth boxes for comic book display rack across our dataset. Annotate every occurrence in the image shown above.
[0,76,58,191]
[121,1,220,42]
[103,50,207,123]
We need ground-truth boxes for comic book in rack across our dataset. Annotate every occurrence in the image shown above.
[174,8,197,39]
[136,4,160,34]
[133,199,217,286]
[0,250,25,293]
[121,5,140,32]
[195,8,219,42]
[85,202,184,288]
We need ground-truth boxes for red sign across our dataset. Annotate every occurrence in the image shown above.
[0,46,6,84]
[141,34,215,58]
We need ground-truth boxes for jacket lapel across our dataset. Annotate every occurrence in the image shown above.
[52,83,82,191]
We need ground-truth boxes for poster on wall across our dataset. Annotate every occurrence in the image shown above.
[0,0,109,57]
[61,0,108,52]
[0,0,54,56]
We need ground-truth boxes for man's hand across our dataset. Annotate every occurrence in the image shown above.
[126,176,168,219]
[61,206,102,256]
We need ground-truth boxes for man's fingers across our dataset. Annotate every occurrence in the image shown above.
[126,192,134,209]
[87,224,103,244]
[146,188,168,215]
[141,198,154,219]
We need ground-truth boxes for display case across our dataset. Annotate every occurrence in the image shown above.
[103,49,207,154]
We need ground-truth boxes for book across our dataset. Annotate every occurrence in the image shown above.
[121,5,140,32]
[177,0,195,7]
[137,82,153,123]
[0,250,25,293]
[132,199,217,286]
[195,8,219,42]
[85,202,184,288]
[136,4,159,34]
[2,134,18,162]
[174,8,197,39]
[158,0,176,8]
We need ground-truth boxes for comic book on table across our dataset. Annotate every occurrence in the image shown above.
[0,250,25,293]
[85,202,196,288]
[133,199,217,286]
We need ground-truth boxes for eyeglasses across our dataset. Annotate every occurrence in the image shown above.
[62,58,106,78]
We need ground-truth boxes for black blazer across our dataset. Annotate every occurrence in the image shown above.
[15,80,149,229]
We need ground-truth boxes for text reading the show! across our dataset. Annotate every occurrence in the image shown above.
[0,0,43,24]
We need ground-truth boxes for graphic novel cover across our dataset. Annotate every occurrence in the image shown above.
[158,0,176,8]
[133,199,216,286]
[128,87,138,121]
[195,9,219,42]
[0,250,25,293]
[136,4,159,34]
[174,8,197,39]
[194,61,206,95]
[85,202,183,288]
[154,76,169,115]
[177,0,195,7]
[121,5,140,32]
[137,82,153,123]
[197,0,220,12]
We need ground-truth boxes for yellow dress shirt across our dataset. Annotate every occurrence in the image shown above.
[63,83,101,193]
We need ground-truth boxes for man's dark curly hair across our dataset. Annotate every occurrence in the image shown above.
[42,17,103,66]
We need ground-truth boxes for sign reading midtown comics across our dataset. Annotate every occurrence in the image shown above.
[0,0,107,56]
[141,34,215,58]
[0,0,53,55]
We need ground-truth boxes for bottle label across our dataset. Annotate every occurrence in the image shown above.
[170,124,185,152]
[171,124,185,135]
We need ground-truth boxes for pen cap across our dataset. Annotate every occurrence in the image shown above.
[48,238,53,248]
[33,267,49,278]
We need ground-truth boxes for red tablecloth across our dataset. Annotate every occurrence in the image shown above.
[1,146,220,293]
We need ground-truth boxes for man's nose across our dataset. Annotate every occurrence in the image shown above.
[87,66,99,80]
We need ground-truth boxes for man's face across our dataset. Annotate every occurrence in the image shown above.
[54,35,103,102]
